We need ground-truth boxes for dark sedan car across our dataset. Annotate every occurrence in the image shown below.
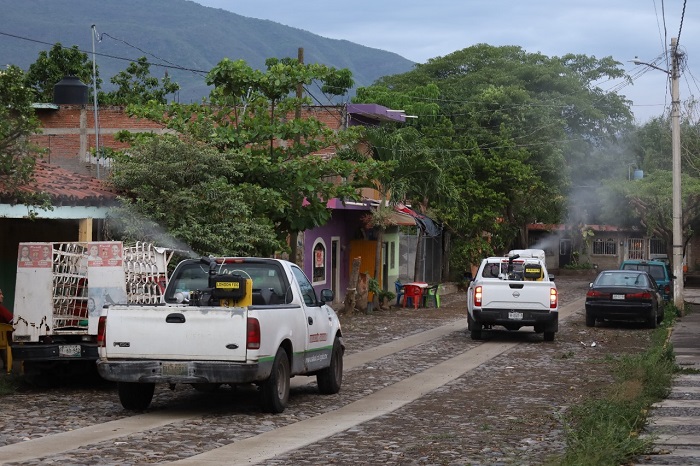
[585,270,664,328]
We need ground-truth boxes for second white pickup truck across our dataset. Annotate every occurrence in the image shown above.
[467,252,558,341]
[96,256,344,413]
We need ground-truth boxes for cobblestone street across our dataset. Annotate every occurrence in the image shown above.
[0,274,658,465]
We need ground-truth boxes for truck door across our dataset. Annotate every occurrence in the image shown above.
[290,266,333,372]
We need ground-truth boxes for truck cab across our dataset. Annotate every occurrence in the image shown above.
[620,259,674,301]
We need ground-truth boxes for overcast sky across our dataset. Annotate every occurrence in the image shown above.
[193,0,697,123]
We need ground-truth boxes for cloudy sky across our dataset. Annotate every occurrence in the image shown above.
[193,0,697,123]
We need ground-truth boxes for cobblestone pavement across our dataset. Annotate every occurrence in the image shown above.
[0,275,658,465]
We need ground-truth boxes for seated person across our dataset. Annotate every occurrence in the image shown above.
[0,289,12,324]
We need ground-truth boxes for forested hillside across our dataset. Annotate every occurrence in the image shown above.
[0,0,415,102]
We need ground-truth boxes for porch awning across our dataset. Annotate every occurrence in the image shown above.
[394,203,442,237]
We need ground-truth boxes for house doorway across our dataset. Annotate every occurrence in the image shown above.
[559,238,572,268]
[331,237,340,303]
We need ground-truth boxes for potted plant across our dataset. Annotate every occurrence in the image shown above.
[367,276,380,304]
[377,289,396,309]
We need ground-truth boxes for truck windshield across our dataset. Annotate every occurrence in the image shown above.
[164,261,288,304]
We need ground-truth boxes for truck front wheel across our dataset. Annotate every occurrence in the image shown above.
[261,347,290,413]
[317,336,343,394]
[118,382,155,411]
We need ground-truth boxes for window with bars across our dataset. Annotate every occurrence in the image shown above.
[592,238,617,256]
[649,238,666,255]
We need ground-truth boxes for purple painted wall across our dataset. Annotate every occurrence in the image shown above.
[303,203,368,302]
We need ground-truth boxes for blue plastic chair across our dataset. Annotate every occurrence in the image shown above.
[395,280,405,306]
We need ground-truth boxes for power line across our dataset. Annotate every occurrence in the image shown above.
[0,30,210,75]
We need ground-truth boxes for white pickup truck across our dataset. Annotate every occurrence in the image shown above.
[466,251,558,341]
[96,256,344,413]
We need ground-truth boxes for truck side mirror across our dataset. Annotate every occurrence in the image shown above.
[320,289,334,304]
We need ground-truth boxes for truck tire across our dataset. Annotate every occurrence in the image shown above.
[317,336,343,395]
[118,382,155,411]
[261,347,290,413]
[543,331,555,342]
[470,321,483,340]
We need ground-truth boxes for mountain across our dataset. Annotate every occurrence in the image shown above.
[0,0,415,103]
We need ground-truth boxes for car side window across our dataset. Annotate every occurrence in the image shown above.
[648,265,665,281]
[291,266,317,306]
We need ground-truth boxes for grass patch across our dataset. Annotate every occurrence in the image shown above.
[550,304,678,466]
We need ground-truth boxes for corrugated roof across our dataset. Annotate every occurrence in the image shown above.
[2,161,119,207]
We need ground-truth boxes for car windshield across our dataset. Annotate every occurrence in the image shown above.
[596,272,648,288]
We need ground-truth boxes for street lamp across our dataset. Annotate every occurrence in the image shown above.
[632,37,684,310]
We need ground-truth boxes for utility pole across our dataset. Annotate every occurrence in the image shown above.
[91,25,101,179]
[632,38,683,311]
[670,37,684,311]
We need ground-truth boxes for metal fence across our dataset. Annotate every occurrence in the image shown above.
[398,231,443,284]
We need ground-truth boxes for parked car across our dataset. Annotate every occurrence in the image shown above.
[619,259,674,301]
[585,269,663,328]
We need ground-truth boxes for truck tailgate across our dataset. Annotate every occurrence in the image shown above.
[104,306,248,361]
[482,282,554,310]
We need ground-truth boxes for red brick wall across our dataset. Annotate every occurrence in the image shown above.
[31,105,167,176]
[30,105,347,176]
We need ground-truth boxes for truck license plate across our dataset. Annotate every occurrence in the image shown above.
[612,294,625,300]
[58,344,81,357]
[162,362,188,376]
[508,311,523,320]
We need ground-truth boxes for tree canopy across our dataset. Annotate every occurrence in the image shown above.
[0,64,49,209]
[354,43,635,272]
[24,43,99,103]
[100,56,180,105]
[112,57,384,258]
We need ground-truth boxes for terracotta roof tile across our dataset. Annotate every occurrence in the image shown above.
[4,161,119,207]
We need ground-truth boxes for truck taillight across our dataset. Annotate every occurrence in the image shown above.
[664,285,670,296]
[247,317,261,350]
[97,316,106,347]
[474,286,482,307]
[550,288,558,309]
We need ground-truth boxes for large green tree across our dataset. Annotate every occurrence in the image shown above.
[24,43,99,102]
[0,65,49,209]
[116,57,384,258]
[109,135,281,256]
[359,44,634,272]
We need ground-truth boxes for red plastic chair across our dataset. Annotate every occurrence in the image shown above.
[402,284,424,309]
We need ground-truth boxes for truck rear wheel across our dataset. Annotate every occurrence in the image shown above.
[470,321,483,340]
[261,347,290,413]
[118,382,155,411]
[317,336,343,394]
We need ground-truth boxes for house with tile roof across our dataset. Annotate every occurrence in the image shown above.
[0,101,435,311]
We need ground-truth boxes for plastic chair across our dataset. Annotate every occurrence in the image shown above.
[402,284,423,309]
[423,284,441,308]
[395,280,405,306]
[0,323,12,374]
